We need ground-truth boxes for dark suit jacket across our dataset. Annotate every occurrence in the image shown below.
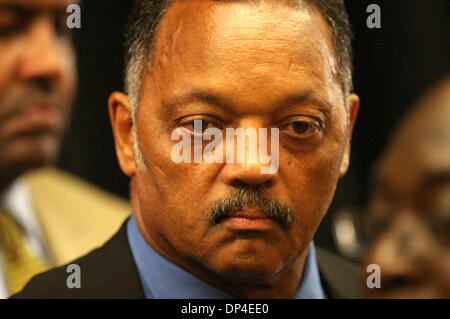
[11,220,362,299]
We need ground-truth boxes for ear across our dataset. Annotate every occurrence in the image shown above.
[108,92,137,177]
[339,93,360,178]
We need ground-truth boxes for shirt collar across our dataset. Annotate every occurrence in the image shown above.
[127,215,326,299]
[0,177,48,258]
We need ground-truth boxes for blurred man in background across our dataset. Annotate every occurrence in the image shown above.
[13,0,362,299]
[362,76,450,298]
[0,0,129,297]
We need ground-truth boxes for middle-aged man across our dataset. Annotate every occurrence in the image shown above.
[13,0,361,298]
[362,76,450,298]
[0,0,130,297]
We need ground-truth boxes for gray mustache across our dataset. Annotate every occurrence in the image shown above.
[209,188,294,229]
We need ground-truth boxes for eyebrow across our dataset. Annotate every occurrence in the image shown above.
[163,89,333,118]
[164,90,233,112]
[371,170,450,201]
[277,91,332,118]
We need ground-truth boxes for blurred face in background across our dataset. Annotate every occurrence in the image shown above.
[363,78,450,298]
[0,0,77,188]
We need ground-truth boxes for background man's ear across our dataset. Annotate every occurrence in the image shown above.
[108,92,137,177]
[339,94,360,177]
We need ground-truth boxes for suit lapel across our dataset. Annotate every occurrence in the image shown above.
[90,232,362,299]
[316,247,363,298]
[77,219,145,298]
[25,168,129,266]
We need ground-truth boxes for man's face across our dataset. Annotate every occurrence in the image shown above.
[114,0,358,288]
[0,0,76,184]
[363,84,450,298]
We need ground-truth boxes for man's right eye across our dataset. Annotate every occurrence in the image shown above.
[0,9,28,37]
[183,120,214,134]
[54,11,72,37]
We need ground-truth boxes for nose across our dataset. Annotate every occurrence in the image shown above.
[222,160,276,189]
[221,125,278,189]
[18,16,65,85]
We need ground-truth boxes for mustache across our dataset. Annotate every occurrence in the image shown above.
[0,80,65,125]
[209,187,294,229]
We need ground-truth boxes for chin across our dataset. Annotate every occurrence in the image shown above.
[224,269,279,285]
[19,151,58,169]
[0,140,59,178]
[207,254,284,285]
[202,236,296,283]
[6,156,53,176]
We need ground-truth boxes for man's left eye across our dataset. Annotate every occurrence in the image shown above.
[292,122,311,134]
[287,121,320,136]
[54,13,71,37]
[0,9,26,37]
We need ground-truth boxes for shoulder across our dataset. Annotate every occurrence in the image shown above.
[10,221,145,299]
[316,247,363,299]
[24,167,130,216]
[24,167,131,265]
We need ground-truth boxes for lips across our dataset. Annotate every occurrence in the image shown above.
[228,209,272,220]
[27,103,62,124]
[0,104,63,141]
[223,209,277,231]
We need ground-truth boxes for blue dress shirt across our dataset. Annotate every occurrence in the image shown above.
[127,215,327,298]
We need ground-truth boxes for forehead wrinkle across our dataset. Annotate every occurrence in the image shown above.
[210,6,341,109]
[152,0,337,71]
[151,1,212,66]
[147,0,342,116]
[209,0,340,80]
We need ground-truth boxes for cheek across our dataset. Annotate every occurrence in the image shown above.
[0,42,21,92]
[136,117,218,234]
[281,140,345,236]
[59,44,77,101]
[283,137,344,194]
[136,164,221,262]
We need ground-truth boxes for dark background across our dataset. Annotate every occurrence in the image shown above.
[57,0,449,252]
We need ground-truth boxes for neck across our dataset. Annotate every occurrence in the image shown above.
[133,209,309,299]
[0,164,29,194]
[0,175,18,195]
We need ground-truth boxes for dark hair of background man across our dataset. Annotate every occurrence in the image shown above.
[58,0,449,252]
